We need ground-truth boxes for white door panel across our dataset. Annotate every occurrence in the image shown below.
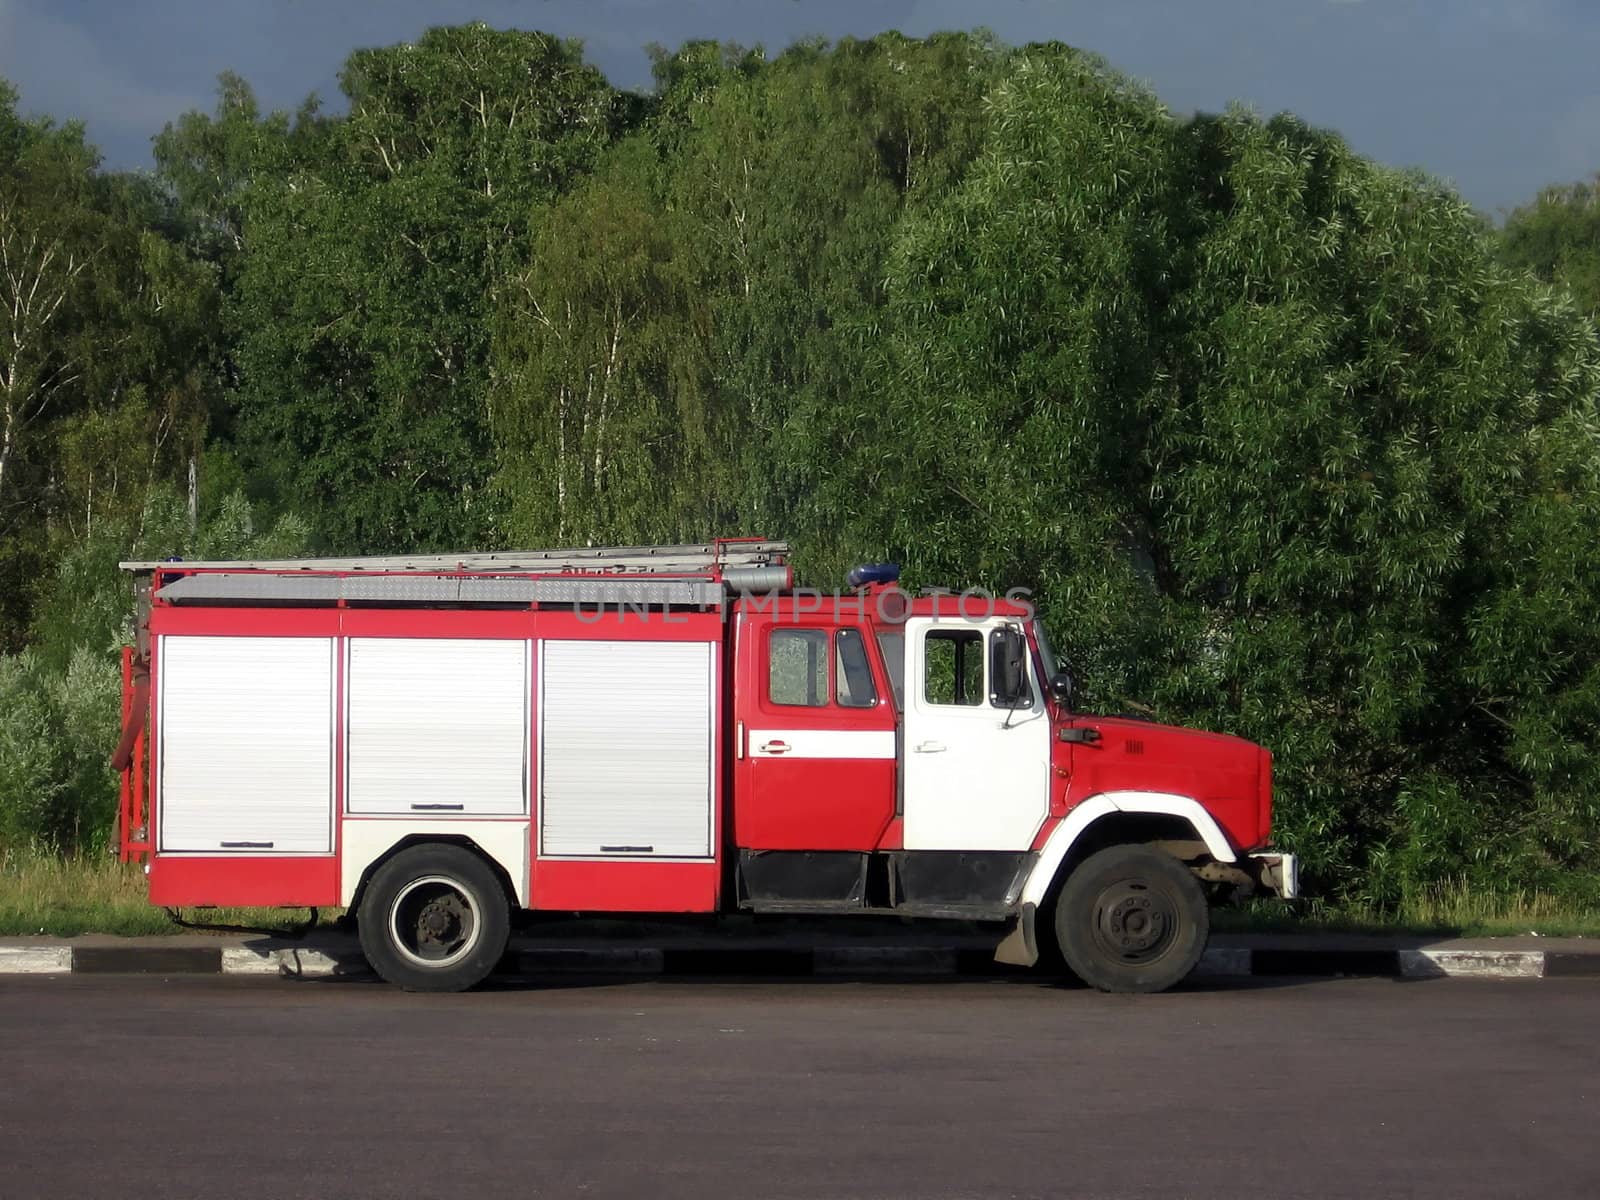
[159,636,334,853]
[902,617,1050,851]
[539,639,715,858]
[346,638,529,815]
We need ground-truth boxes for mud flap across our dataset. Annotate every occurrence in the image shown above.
[993,901,1039,967]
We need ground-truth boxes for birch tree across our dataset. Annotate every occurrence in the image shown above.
[493,136,723,546]
[0,201,88,511]
[208,27,625,553]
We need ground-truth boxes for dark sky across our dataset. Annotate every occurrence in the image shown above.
[2,0,1598,217]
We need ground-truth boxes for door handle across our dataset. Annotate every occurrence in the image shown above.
[914,740,946,753]
[760,740,791,755]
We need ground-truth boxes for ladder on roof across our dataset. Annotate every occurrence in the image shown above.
[118,539,790,576]
[119,539,794,610]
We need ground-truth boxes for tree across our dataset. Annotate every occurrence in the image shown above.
[864,42,1181,680]
[205,26,629,553]
[1499,177,1600,318]
[0,85,96,522]
[1,80,221,649]
[659,32,1009,576]
[1145,113,1600,897]
[493,136,729,546]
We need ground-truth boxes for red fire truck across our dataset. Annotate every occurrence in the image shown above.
[113,539,1295,993]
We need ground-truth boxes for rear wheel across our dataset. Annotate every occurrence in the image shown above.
[358,844,511,992]
[1052,844,1208,993]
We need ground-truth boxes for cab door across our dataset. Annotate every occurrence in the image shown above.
[901,616,1050,850]
[733,610,897,851]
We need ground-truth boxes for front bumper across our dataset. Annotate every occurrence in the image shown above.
[1248,851,1299,899]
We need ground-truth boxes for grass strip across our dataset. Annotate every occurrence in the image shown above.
[3,851,1596,940]
[0,850,326,937]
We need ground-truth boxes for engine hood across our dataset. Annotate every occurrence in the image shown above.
[1056,714,1272,854]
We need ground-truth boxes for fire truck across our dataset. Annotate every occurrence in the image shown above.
[113,539,1296,994]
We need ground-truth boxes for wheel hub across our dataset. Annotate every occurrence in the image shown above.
[390,876,479,967]
[419,899,461,945]
[1094,881,1175,960]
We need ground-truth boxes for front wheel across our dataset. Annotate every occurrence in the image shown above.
[358,844,511,992]
[1052,844,1208,993]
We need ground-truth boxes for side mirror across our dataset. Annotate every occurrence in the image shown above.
[1048,671,1075,709]
[990,627,1029,708]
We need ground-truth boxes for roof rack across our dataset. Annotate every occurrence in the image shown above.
[122,540,793,609]
[119,540,789,576]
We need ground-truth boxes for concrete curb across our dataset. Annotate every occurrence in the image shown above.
[0,946,72,974]
[1,938,1595,981]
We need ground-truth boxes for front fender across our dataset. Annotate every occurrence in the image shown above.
[1018,791,1237,911]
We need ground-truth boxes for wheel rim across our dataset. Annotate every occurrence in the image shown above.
[1089,876,1179,965]
[389,875,481,969]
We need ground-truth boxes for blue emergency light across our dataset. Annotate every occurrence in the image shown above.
[846,562,901,588]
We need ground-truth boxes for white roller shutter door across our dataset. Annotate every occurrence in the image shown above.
[346,638,529,815]
[159,636,334,853]
[539,639,714,858]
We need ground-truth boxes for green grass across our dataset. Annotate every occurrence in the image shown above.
[0,850,328,937]
[1213,882,1600,939]
[3,852,1597,940]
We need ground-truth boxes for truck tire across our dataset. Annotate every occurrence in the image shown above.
[358,844,511,992]
[1052,844,1208,994]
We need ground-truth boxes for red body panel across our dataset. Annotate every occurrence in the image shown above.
[731,608,898,852]
[531,859,720,912]
[533,608,723,642]
[149,606,343,638]
[737,756,895,849]
[149,856,340,907]
[115,646,151,863]
[529,607,725,913]
[340,608,535,639]
[1059,715,1269,853]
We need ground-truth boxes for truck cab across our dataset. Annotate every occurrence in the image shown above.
[728,576,1293,991]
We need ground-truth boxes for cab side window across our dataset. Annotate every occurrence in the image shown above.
[924,629,983,706]
[835,629,878,708]
[768,629,828,707]
[768,626,883,709]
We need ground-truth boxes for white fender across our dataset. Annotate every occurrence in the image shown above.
[340,820,530,907]
[1018,790,1237,909]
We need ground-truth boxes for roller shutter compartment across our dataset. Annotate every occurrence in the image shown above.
[346,638,530,816]
[539,639,714,859]
[158,636,335,853]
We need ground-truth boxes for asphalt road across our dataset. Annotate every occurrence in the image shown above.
[1,973,1595,1199]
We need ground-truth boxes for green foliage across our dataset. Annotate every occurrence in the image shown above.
[182,26,630,552]
[1,83,220,652]
[1,489,311,854]
[864,43,1178,662]
[662,31,1008,573]
[493,134,733,545]
[0,648,120,853]
[3,27,1600,910]
[1500,177,1600,317]
[1150,115,1600,900]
